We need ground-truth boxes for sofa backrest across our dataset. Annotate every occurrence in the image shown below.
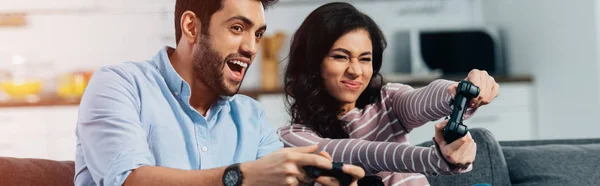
[499,138,600,147]
[0,157,75,186]
[418,128,511,186]
[501,138,600,186]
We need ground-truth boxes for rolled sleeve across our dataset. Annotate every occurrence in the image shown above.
[104,151,155,186]
[76,67,155,186]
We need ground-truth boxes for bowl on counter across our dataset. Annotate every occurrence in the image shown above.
[0,55,49,103]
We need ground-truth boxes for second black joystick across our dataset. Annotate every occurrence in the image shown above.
[444,80,479,143]
[303,162,353,186]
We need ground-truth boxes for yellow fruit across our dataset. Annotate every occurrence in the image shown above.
[1,80,42,97]
[56,74,88,98]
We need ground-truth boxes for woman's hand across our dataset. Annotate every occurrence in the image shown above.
[447,69,500,108]
[311,150,365,186]
[433,120,477,168]
[313,164,364,186]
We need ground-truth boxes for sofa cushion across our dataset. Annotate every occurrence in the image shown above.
[0,157,75,186]
[420,128,511,186]
[503,143,600,186]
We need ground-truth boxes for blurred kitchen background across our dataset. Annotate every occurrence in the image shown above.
[0,0,598,161]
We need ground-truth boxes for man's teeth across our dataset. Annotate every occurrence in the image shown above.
[229,60,248,68]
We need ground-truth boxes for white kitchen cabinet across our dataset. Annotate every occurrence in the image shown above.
[0,107,50,159]
[0,81,536,160]
[257,94,291,130]
[0,106,78,160]
[46,106,79,161]
[257,82,537,144]
[407,82,536,144]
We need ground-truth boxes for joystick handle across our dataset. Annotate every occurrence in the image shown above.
[303,162,353,186]
[444,80,479,143]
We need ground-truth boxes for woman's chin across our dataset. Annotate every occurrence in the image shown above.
[334,95,360,105]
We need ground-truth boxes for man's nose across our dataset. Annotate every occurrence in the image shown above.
[240,37,258,57]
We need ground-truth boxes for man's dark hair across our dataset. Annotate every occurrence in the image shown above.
[174,0,278,45]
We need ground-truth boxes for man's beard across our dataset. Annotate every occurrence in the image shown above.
[192,35,245,97]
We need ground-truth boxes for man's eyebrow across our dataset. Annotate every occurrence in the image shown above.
[226,15,254,27]
[258,25,267,32]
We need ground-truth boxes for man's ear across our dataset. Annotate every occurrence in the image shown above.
[180,10,199,45]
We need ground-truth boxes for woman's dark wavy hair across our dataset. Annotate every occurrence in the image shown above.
[284,2,387,139]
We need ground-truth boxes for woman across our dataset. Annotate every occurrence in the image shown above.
[279,2,499,186]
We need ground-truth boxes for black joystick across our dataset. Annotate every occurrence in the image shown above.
[444,80,479,143]
[303,162,353,186]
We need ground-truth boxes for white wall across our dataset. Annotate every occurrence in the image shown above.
[0,0,481,90]
[0,0,173,74]
[260,0,482,87]
[0,12,166,72]
[481,0,600,139]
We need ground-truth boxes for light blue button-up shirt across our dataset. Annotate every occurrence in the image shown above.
[74,47,283,186]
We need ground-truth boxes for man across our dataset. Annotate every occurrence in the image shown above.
[74,0,364,185]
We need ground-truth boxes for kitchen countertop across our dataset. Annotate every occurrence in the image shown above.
[0,74,533,108]
[0,89,287,108]
[383,74,533,87]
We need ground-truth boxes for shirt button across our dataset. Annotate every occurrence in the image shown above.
[201,146,208,152]
[174,92,179,96]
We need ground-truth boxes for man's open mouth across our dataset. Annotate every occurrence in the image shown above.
[227,60,248,78]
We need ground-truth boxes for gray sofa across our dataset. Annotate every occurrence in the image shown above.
[418,128,600,186]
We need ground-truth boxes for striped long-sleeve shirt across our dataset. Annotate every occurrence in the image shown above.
[278,79,476,186]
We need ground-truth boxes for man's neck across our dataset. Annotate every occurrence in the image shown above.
[189,82,219,116]
[168,47,218,116]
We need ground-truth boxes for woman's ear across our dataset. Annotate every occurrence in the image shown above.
[180,10,200,45]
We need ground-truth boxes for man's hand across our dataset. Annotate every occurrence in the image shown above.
[433,120,477,168]
[241,145,365,186]
[313,164,365,186]
[447,69,500,108]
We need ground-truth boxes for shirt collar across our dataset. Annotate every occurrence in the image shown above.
[152,46,185,97]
